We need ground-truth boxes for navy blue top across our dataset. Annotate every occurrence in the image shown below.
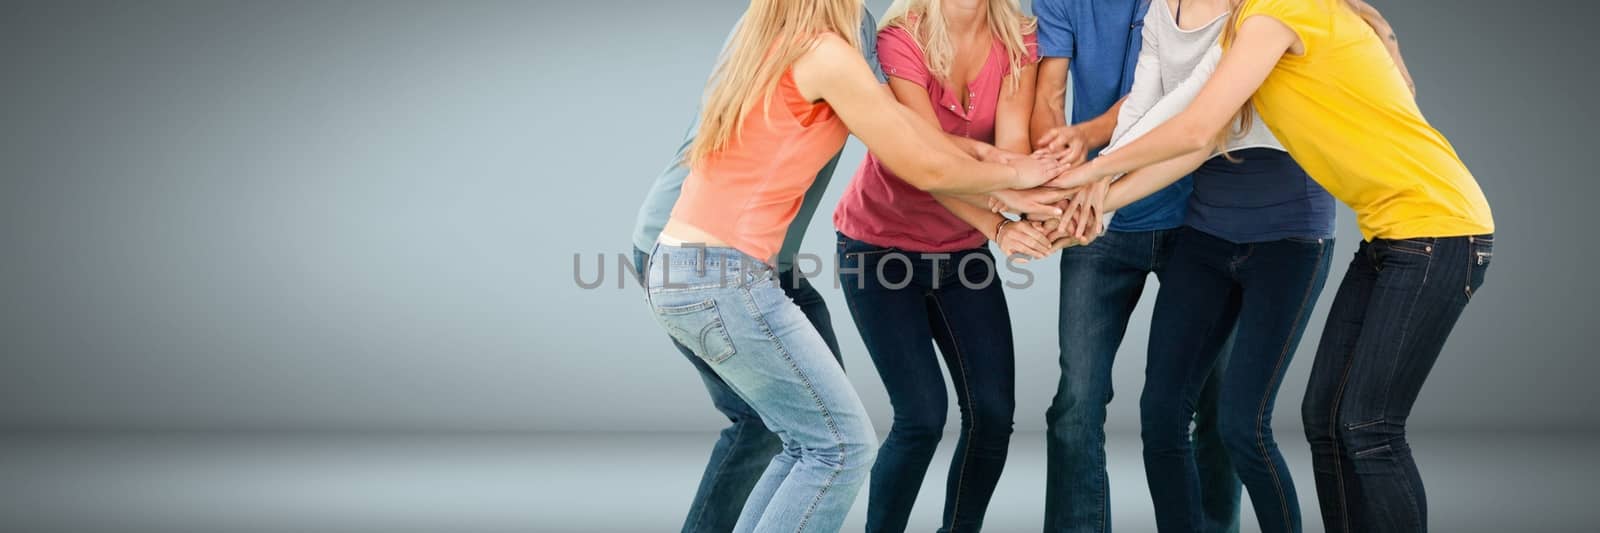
[1187,149,1336,244]
[1033,0,1190,232]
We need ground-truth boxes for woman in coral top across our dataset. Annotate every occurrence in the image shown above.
[830,1,1045,531]
[1042,0,1493,530]
[644,1,1065,530]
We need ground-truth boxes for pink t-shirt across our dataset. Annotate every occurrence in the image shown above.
[834,26,1039,252]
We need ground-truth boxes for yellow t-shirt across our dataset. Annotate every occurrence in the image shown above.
[1231,0,1493,240]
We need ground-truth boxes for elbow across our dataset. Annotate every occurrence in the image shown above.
[1175,120,1218,154]
[906,159,959,193]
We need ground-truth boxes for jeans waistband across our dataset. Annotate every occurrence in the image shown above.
[647,243,774,291]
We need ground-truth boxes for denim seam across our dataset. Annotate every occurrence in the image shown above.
[1376,248,1435,532]
[1258,240,1327,532]
[1328,344,1357,533]
[739,285,844,532]
[1373,247,1432,435]
[929,293,976,530]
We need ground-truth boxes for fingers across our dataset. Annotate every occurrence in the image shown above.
[1036,128,1062,151]
[1060,143,1085,167]
[1012,221,1055,258]
[1057,196,1081,236]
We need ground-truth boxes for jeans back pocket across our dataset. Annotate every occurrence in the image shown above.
[654,299,738,364]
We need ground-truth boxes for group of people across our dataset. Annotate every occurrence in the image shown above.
[630,0,1494,532]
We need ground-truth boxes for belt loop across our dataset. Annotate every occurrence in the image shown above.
[695,246,707,276]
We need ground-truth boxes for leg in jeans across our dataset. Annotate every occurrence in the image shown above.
[1303,236,1491,532]
[637,248,843,533]
[1194,340,1243,533]
[1141,232,1242,532]
[839,239,946,533]
[1213,236,1333,533]
[1302,243,1378,533]
[648,245,877,533]
[925,248,1016,532]
[781,271,844,365]
[1044,230,1155,533]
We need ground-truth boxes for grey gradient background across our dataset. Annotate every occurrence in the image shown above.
[2,1,1598,531]
[2,0,1593,434]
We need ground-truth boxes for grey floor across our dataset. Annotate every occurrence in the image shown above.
[1,431,1594,532]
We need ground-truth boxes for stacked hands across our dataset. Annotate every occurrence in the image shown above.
[975,125,1109,262]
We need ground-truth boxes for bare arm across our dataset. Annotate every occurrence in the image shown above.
[1103,147,1213,211]
[796,35,1061,193]
[1347,0,1416,95]
[1030,57,1070,140]
[995,63,1038,156]
[1043,16,1296,190]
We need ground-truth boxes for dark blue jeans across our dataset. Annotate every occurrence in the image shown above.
[1046,229,1241,533]
[1142,228,1335,533]
[633,248,844,533]
[1302,235,1492,533]
[836,234,1015,533]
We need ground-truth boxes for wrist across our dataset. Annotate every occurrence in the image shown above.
[1089,116,1116,147]
[993,217,1014,242]
[1006,164,1024,189]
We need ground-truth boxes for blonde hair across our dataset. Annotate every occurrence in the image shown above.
[878,0,1037,92]
[687,0,863,167]
[1218,0,1363,151]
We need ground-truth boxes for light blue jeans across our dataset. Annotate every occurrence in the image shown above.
[646,243,877,532]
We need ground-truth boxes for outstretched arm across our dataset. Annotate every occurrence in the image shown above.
[1042,16,1297,190]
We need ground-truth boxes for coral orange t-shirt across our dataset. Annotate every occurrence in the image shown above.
[670,70,850,264]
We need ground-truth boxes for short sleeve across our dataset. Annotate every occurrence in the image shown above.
[1031,0,1075,59]
[1234,0,1322,56]
[1023,31,1041,66]
[859,8,887,83]
[875,26,932,88]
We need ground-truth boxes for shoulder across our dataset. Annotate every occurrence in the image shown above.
[796,32,878,85]
[1236,0,1326,26]
[876,24,922,53]
[806,32,860,62]
[1030,0,1070,19]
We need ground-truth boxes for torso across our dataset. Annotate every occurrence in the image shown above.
[1233,0,1492,240]
[665,68,849,262]
[833,25,1035,252]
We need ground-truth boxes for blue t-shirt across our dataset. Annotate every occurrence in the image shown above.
[630,10,883,271]
[1032,0,1190,232]
[1187,149,1336,244]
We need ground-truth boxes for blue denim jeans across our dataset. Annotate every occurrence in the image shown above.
[1045,229,1241,533]
[1141,228,1335,533]
[633,248,844,533]
[644,244,877,533]
[1302,235,1492,533]
[836,234,1015,533]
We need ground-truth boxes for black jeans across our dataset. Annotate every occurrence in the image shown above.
[1302,235,1493,532]
[632,248,843,533]
[837,233,1015,533]
[1142,228,1334,533]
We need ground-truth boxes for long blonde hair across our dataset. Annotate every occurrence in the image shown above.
[1218,0,1363,149]
[878,0,1036,93]
[686,0,863,167]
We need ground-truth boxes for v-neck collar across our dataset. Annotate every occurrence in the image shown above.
[937,36,999,119]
